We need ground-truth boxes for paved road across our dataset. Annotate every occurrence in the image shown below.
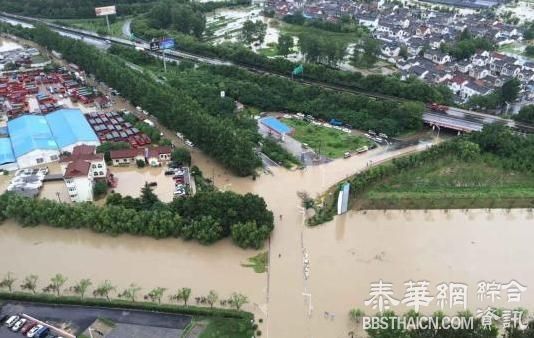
[1,301,191,335]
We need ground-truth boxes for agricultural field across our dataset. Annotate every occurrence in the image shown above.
[283,118,372,158]
[358,156,534,210]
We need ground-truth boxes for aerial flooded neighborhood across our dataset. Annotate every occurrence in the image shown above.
[0,0,533,337]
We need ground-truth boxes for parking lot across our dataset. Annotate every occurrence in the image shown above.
[1,301,191,337]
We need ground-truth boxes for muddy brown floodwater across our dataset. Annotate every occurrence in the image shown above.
[3,136,534,338]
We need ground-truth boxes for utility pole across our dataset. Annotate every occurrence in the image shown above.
[105,15,111,34]
[162,49,167,72]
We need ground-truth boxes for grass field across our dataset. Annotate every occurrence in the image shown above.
[279,21,366,46]
[283,118,372,158]
[357,156,534,210]
[199,317,255,338]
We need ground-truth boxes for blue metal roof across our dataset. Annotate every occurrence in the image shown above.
[260,117,293,135]
[0,138,15,165]
[45,109,98,149]
[8,115,58,158]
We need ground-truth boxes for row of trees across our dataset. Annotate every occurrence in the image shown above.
[0,182,274,248]
[165,64,425,136]
[130,16,453,104]
[0,272,249,310]
[282,14,366,34]
[309,125,534,224]
[0,23,263,176]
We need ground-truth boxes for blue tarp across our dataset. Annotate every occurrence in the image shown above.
[7,115,58,158]
[0,138,15,165]
[260,117,293,135]
[45,109,99,149]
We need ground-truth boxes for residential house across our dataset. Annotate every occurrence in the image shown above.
[423,49,451,65]
[146,146,172,167]
[110,148,145,166]
[60,145,107,203]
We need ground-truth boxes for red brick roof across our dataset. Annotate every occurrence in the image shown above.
[110,148,144,159]
[60,145,103,163]
[146,146,172,158]
[72,144,96,156]
[64,160,90,179]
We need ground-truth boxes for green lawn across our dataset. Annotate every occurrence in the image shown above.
[258,46,279,57]
[279,21,365,46]
[283,118,372,158]
[358,156,534,210]
[53,18,128,37]
[199,317,256,338]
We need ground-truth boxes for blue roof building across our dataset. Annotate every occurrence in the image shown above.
[6,109,100,169]
[260,117,294,135]
[8,115,58,158]
[46,109,99,150]
[0,138,15,166]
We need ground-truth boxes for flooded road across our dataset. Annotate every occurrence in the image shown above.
[3,134,533,337]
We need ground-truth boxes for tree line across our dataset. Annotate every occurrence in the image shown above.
[130,17,453,104]
[310,125,534,224]
[0,182,274,249]
[0,272,250,310]
[0,23,262,176]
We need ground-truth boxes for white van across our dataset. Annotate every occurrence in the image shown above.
[185,140,194,147]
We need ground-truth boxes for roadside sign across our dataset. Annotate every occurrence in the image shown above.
[95,5,117,16]
[159,38,175,50]
[149,41,160,51]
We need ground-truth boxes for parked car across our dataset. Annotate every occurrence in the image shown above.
[21,321,36,334]
[27,324,43,337]
[12,318,27,332]
[164,170,176,175]
[343,152,351,159]
[148,182,157,187]
[5,315,20,328]
[35,326,49,338]
[185,140,194,147]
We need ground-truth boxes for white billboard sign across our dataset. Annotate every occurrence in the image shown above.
[95,5,117,16]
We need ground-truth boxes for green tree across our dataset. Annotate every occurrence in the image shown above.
[179,287,192,306]
[231,221,270,249]
[277,34,294,56]
[93,280,116,302]
[119,283,142,302]
[93,180,108,198]
[140,182,159,210]
[71,278,92,299]
[515,105,534,124]
[171,148,191,165]
[146,287,167,304]
[48,273,67,297]
[0,272,16,293]
[500,78,521,104]
[20,275,39,294]
[206,290,218,308]
[525,45,534,57]
[229,292,248,310]
[241,20,267,45]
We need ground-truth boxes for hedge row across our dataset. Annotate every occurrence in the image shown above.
[0,292,253,320]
